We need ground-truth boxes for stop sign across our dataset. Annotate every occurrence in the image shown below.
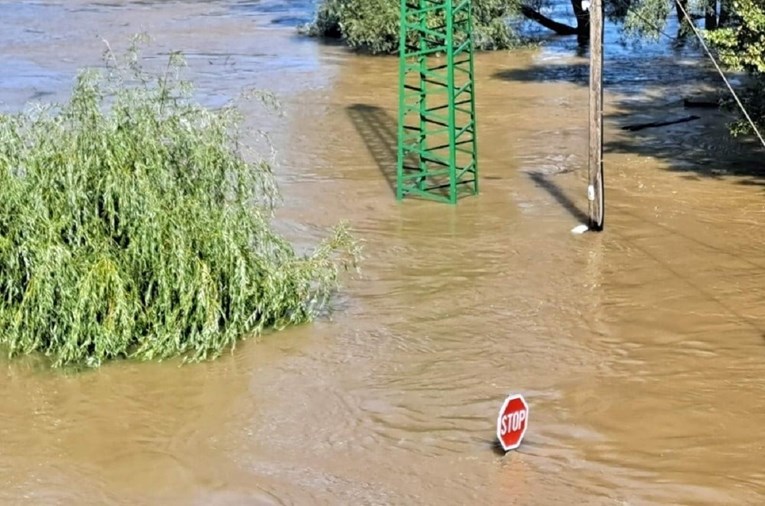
[496,394,529,452]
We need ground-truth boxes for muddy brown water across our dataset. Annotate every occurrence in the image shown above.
[2,1,765,504]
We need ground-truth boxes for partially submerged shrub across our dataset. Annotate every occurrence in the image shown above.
[303,0,522,54]
[0,39,359,368]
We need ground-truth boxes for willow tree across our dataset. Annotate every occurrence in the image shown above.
[0,40,360,368]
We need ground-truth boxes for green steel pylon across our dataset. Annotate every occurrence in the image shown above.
[396,0,479,204]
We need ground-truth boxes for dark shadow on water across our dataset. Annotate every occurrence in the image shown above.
[528,172,589,224]
[490,438,507,456]
[492,59,707,89]
[493,60,764,190]
[494,64,589,87]
[346,103,398,196]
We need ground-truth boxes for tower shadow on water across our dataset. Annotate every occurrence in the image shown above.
[346,103,401,197]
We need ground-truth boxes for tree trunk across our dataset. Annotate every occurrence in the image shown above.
[675,0,687,25]
[705,0,718,30]
[572,0,590,43]
[719,0,730,26]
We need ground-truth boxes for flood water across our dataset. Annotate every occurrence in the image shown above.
[2,1,765,504]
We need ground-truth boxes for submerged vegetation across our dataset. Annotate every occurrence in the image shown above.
[0,39,359,368]
[303,0,523,54]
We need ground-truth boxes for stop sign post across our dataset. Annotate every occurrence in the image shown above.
[496,394,529,452]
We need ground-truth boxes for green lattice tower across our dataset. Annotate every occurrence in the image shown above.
[396,0,479,204]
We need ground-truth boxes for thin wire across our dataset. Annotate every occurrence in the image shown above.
[673,0,765,148]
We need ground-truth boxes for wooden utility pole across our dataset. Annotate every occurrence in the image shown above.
[588,0,605,231]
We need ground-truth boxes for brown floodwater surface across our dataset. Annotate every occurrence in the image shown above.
[2,1,765,504]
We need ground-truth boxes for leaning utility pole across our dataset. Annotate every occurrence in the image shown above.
[588,0,605,231]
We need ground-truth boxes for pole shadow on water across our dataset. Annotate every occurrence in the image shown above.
[346,103,399,196]
[527,172,589,224]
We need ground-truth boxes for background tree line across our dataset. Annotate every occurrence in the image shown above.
[304,0,764,135]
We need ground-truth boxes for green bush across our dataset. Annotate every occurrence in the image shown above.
[704,0,765,136]
[0,40,359,368]
[303,0,522,54]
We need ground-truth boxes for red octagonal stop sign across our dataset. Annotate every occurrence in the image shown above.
[496,394,529,452]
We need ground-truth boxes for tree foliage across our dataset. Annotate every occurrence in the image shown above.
[706,0,765,73]
[0,39,360,368]
[303,0,523,54]
[705,0,765,135]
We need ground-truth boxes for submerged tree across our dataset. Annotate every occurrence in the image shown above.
[303,0,524,54]
[304,0,743,51]
[522,0,735,41]
[0,39,360,368]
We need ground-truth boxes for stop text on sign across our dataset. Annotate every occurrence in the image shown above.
[499,409,527,435]
[496,394,529,452]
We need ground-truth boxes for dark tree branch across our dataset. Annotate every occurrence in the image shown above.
[621,115,700,132]
[521,5,578,35]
